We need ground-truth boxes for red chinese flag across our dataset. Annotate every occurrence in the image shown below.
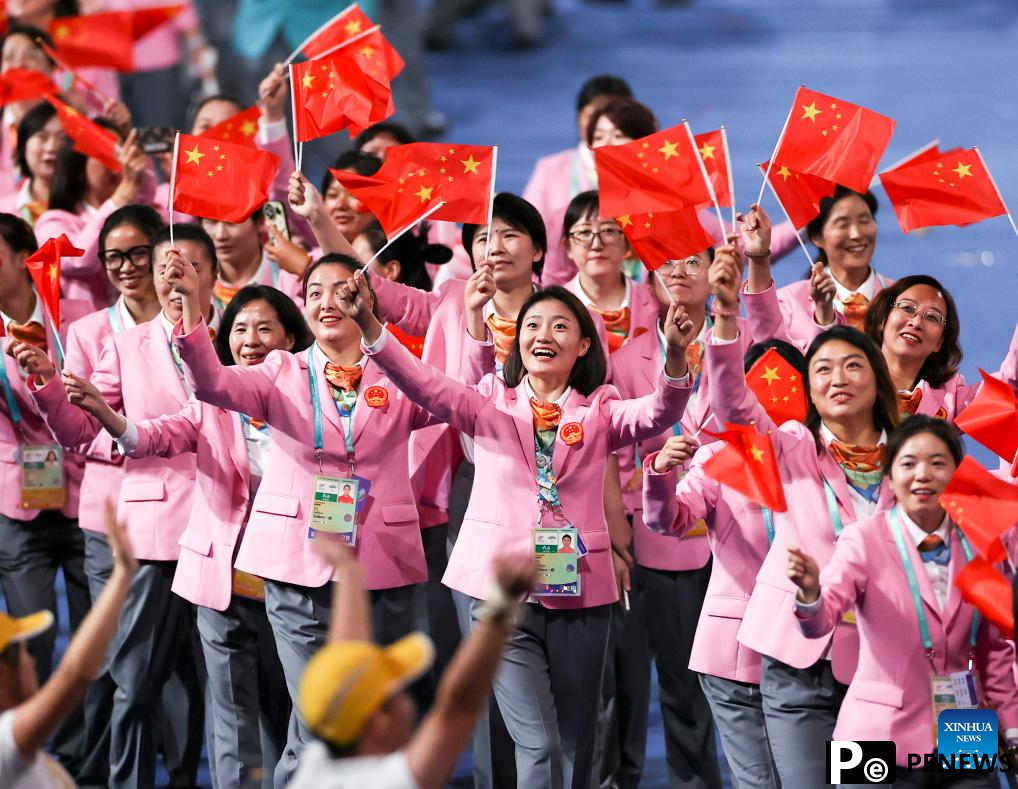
[760,160,837,230]
[292,43,387,142]
[955,370,1018,474]
[49,6,183,71]
[617,209,713,271]
[26,235,84,329]
[172,134,279,223]
[880,140,943,173]
[332,142,495,234]
[878,148,1006,234]
[694,129,732,208]
[199,105,261,148]
[746,347,807,425]
[594,124,712,216]
[771,87,895,194]
[955,557,1014,639]
[46,95,121,173]
[298,3,375,59]
[940,456,1018,564]
[0,69,56,106]
[702,423,787,512]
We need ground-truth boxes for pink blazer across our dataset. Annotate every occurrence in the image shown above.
[642,441,770,683]
[173,320,463,591]
[707,336,887,683]
[798,511,1018,759]
[742,281,843,352]
[36,202,120,311]
[31,318,200,560]
[0,122,17,200]
[562,276,658,348]
[775,274,894,350]
[366,329,692,609]
[0,301,90,521]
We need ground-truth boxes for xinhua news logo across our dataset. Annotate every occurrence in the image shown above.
[937,709,997,770]
[827,741,896,784]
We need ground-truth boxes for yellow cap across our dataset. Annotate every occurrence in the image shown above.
[298,633,434,747]
[0,610,53,653]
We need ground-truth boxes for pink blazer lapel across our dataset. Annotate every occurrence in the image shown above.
[220,408,250,488]
[351,360,382,448]
[884,514,944,626]
[142,320,187,405]
[507,383,538,479]
[553,389,591,482]
[819,451,858,524]
[302,348,346,439]
[943,530,969,631]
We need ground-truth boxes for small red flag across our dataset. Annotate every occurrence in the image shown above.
[955,370,1018,475]
[617,209,713,271]
[760,160,837,230]
[46,94,121,173]
[771,86,895,194]
[955,556,1014,640]
[199,105,261,148]
[746,347,807,425]
[26,235,84,329]
[940,456,1018,564]
[332,142,495,234]
[297,3,376,59]
[171,133,279,223]
[594,123,712,217]
[878,148,1006,234]
[49,6,184,71]
[694,129,732,208]
[0,69,56,106]
[702,422,787,512]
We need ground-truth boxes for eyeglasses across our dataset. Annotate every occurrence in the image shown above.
[100,245,153,271]
[892,301,946,328]
[658,257,705,276]
[568,227,625,246]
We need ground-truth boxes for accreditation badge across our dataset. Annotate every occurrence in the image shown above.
[308,475,360,545]
[20,444,66,510]
[533,525,581,596]
[931,671,983,747]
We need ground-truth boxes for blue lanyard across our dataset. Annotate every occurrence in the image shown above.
[761,507,776,544]
[0,360,22,427]
[106,304,123,335]
[270,261,280,288]
[761,477,842,547]
[889,508,978,664]
[306,344,356,472]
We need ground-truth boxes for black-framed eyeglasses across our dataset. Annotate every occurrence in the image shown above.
[568,227,625,246]
[99,245,153,271]
[892,301,946,328]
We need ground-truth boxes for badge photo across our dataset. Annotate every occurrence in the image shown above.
[560,422,583,446]
[364,385,388,408]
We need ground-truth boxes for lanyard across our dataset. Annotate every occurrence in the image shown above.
[824,479,843,538]
[0,360,22,427]
[106,304,123,335]
[889,508,978,666]
[306,345,356,473]
[270,260,280,288]
[761,507,776,544]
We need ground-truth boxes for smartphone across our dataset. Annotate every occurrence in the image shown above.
[263,200,290,243]
[137,126,177,154]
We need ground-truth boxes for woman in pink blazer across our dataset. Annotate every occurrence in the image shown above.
[707,245,902,788]
[36,124,155,311]
[789,416,1018,778]
[339,269,695,789]
[1,102,64,225]
[560,190,658,353]
[62,283,309,789]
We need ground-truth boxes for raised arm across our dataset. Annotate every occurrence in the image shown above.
[787,523,868,639]
[642,437,713,538]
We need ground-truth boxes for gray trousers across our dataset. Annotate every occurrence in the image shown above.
[699,674,779,789]
[483,600,614,789]
[759,655,847,788]
[197,596,289,789]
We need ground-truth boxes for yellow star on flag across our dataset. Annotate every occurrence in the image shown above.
[658,139,679,160]
[302,73,315,90]
[414,185,434,203]
[801,102,822,122]
[54,24,69,39]
[618,215,632,228]
[777,165,792,181]
[360,46,375,58]
[952,162,973,179]
[749,445,765,462]
[184,146,205,165]
[699,142,715,160]
[345,19,362,36]
[760,366,781,386]
[47,265,58,285]
[240,120,257,137]
[460,155,481,174]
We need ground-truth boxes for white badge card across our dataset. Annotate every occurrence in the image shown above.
[308,475,359,545]
[20,444,66,510]
[533,526,580,596]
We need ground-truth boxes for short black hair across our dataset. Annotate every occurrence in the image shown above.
[461,192,547,277]
[215,284,314,366]
[99,204,164,253]
[152,223,218,272]
[883,414,964,475]
[561,190,600,241]
[585,98,657,147]
[187,93,244,134]
[358,221,451,291]
[806,186,879,266]
[321,151,383,194]
[2,23,56,66]
[49,117,123,213]
[15,100,57,177]
[503,286,606,396]
[576,75,632,114]
[0,212,39,255]
[353,121,415,150]
[743,339,807,377]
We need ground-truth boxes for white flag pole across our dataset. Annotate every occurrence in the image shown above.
[483,144,499,261]
[288,63,300,171]
[685,120,726,239]
[168,132,180,247]
[285,2,361,64]
[757,164,814,267]
[972,146,1018,242]
[720,125,737,235]
[756,85,802,206]
[368,201,447,265]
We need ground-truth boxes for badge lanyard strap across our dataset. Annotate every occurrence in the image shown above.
[106,304,123,335]
[0,361,23,434]
[307,345,356,475]
[890,508,979,669]
[534,431,564,528]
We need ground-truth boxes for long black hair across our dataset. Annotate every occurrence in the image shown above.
[357,221,451,291]
[49,117,123,212]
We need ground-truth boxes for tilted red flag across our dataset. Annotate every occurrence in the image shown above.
[199,105,261,148]
[295,3,375,59]
[746,347,807,425]
[0,69,56,106]
[332,142,495,234]
[46,94,120,173]
[955,556,1014,639]
[954,370,1018,476]
[172,134,279,223]
[940,456,1018,564]
[771,86,895,194]
[49,6,183,71]
[617,209,712,271]
[760,160,837,230]
[594,123,712,216]
[702,422,787,512]
[694,129,732,208]
[26,235,84,329]
[878,148,1006,234]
